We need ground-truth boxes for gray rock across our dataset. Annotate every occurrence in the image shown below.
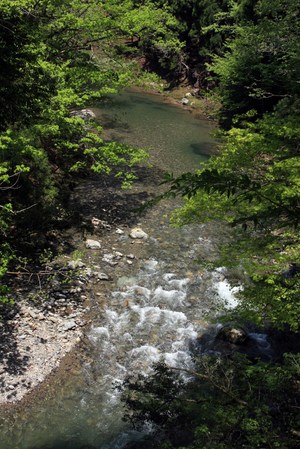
[86,239,101,249]
[102,253,118,266]
[67,260,86,269]
[129,227,148,240]
[70,109,96,121]
[62,320,77,331]
[126,254,135,259]
[95,272,110,281]
[114,251,123,258]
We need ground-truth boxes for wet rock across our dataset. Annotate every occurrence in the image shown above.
[53,292,66,299]
[217,326,249,345]
[117,276,137,288]
[129,227,148,240]
[86,239,101,249]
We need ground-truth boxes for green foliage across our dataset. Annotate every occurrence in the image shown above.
[121,354,300,449]
[164,110,300,330]
[103,0,183,78]
[152,0,300,332]
[210,0,300,127]
[0,0,152,308]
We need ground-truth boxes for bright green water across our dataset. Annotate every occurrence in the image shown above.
[0,91,217,449]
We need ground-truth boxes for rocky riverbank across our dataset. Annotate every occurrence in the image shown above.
[0,217,151,407]
[0,260,90,405]
[0,85,216,409]
[0,301,85,405]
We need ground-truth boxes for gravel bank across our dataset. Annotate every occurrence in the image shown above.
[0,298,86,405]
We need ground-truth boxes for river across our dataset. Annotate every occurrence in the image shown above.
[0,91,239,449]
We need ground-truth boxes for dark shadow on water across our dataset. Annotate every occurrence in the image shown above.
[190,142,213,157]
[191,323,300,362]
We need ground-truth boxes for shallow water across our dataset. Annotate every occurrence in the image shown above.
[0,91,236,449]
[94,90,215,174]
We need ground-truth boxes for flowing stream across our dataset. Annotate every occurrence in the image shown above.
[0,91,241,449]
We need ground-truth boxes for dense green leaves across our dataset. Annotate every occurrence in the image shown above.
[211,0,300,127]
[0,0,151,304]
[155,0,300,331]
[166,114,300,329]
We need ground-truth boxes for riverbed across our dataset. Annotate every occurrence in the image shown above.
[0,90,237,449]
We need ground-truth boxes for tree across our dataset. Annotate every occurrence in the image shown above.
[0,0,149,305]
[211,0,300,127]
[165,112,299,330]
[158,0,300,331]
[121,355,300,449]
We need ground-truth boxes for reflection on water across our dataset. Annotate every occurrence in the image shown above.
[0,91,224,449]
